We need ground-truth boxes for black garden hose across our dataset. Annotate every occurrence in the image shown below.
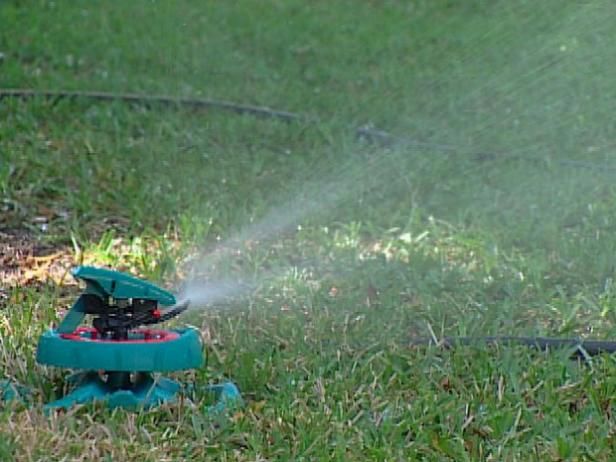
[2,87,614,172]
[409,336,616,358]
[0,88,305,122]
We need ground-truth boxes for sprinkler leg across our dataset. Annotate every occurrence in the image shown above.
[44,372,183,410]
[0,379,30,404]
[44,372,110,410]
[205,382,243,414]
[108,374,181,409]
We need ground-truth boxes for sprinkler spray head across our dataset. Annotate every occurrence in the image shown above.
[82,294,190,340]
[55,266,189,338]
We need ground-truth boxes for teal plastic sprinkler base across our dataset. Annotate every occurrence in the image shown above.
[44,372,243,413]
[45,371,181,410]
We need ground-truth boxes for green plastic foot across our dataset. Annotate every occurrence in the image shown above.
[204,382,243,414]
[185,381,244,415]
[0,379,30,404]
[44,372,181,411]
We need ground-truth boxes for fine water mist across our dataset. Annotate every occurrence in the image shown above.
[180,0,616,312]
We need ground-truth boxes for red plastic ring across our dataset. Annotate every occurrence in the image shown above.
[60,327,180,343]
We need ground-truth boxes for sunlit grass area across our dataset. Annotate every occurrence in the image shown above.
[3,0,616,460]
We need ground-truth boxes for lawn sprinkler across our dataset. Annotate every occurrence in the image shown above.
[35,266,241,411]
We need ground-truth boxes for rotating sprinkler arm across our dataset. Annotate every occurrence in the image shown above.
[140,299,190,325]
[57,266,181,335]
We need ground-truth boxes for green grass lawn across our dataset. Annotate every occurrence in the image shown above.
[3,0,616,460]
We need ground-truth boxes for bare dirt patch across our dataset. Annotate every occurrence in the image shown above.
[0,228,76,288]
